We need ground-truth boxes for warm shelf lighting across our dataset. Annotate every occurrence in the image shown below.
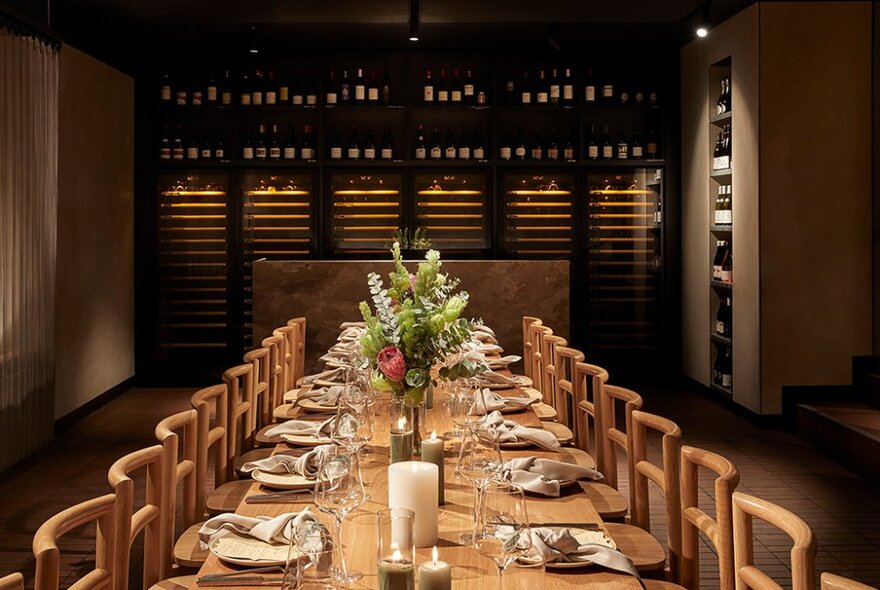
[334,190,400,195]
[335,226,399,231]
[416,190,482,195]
[516,238,572,243]
[334,202,399,207]
[249,214,310,220]
[507,202,571,207]
[590,189,654,195]
[161,191,226,196]
[417,214,482,219]
[507,214,571,219]
[421,226,484,231]
[244,202,310,208]
[417,202,483,207]
[160,203,226,208]
[508,226,572,231]
[507,190,572,196]
[247,190,310,196]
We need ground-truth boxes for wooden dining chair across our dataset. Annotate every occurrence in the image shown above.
[108,445,164,590]
[236,347,277,472]
[540,334,567,413]
[528,323,553,403]
[820,573,877,590]
[732,492,817,590]
[33,494,116,590]
[273,324,297,398]
[0,573,24,590]
[189,384,231,516]
[554,345,582,431]
[680,445,740,590]
[521,316,542,380]
[261,334,285,410]
[287,316,307,385]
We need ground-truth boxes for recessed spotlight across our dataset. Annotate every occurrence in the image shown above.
[696,26,709,38]
[409,0,420,42]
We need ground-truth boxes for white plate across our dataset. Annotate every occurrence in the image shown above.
[521,527,617,569]
[297,398,339,413]
[252,469,315,491]
[209,533,291,567]
[281,433,333,447]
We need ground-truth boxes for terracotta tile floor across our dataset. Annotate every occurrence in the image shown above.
[1,381,879,589]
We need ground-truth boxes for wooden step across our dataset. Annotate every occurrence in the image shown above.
[796,401,880,478]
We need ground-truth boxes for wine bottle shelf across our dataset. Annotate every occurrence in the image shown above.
[710,280,733,290]
[711,333,732,347]
[710,383,733,397]
[710,111,732,125]
[710,225,732,233]
[710,168,732,178]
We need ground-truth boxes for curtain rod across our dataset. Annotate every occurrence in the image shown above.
[0,4,61,49]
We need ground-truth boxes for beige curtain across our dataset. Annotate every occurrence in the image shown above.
[0,25,59,471]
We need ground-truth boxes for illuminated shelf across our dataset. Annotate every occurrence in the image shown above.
[245,190,309,196]
[507,190,572,196]
[416,190,482,196]
[590,189,654,195]
[161,190,226,196]
[333,190,400,196]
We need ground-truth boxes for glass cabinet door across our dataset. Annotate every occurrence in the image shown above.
[414,172,489,251]
[586,168,662,353]
[502,173,574,257]
[329,172,403,254]
[156,172,231,354]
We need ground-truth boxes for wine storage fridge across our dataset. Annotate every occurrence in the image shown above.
[586,168,662,352]
[502,172,574,257]
[414,172,489,251]
[329,172,403,254]
[156,172,231,354]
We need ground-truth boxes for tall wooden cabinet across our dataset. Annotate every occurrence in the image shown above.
[681,1,873,414]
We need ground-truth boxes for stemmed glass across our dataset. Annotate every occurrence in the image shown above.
[314,446,366,583]
[473,481,532,590]
[331,395,373,454]
[456,424,502,543]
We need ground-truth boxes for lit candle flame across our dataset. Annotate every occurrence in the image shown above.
[430,430,437,442]
[432,546,439,565]
[397,416,406,430]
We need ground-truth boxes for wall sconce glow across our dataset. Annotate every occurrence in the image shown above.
[696,26,709,38]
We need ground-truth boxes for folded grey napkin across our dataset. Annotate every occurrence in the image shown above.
[476,371,531,388]
[473,331,499,345]
[528,526,642,581]
[474,324,496,337]
[264,417,335,439]
[339,321,366,329]
[488,355,522,369]
[478,343,504,355]
[296,385,344,407]
[198,508,319,550]
[469,389,537,415]
[301,367,344,385]
[503,457,602,497]
[482,411,560,450]
[240,445,332,479]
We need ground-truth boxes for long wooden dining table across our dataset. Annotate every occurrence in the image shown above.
[188,382,646,590]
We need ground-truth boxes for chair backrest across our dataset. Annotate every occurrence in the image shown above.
[572,361,609,465]
[553,346,584,432]
[680,445,740,590]
[273,325,296,395]
[528,323,553,402]
[108,446,164,590]
[191,384,229,513]
[155,410,198,580]
[33,494,116,590]
[244,346,271,432]
[521,316,542,379]
[732,492,816,590]
[540,334,567,409]
[0,573,24,590]
[630,410,683,581]
[820,574,876,590]
[287,317,307,385]
[261,334,284,409]
[223,363,254,466]
[600,384,643,492]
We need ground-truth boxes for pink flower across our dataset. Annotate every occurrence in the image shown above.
[409,274,418,292]
[377,346,407,382]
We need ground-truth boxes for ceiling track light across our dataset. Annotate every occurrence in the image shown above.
[696,1,711,38]
[249,25,260,54]
[409,0,420,42]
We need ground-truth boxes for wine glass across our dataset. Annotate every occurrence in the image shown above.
[456,424,502,543]
[473,481,532,590]
[330,401,373,454]
[314,446,366,583]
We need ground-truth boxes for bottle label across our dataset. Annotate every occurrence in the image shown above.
[602,84,613,98]
[716,320,725,335]
[451,90,462,102]
[381,148,393,159]
[632,146,644,158]
[347,148,360,159]
[269,147,281,159]
[620,91,629,103]
[654,210,662,223]
[585,86,596,102]
[341,86,350,101]
[724,210,733,225]
[564,148,574,160]
[617,145,628,159]
[602,146,613,159]
[280,87,289,102]
[550,85,560,101]
[445,147,456,159]
[201,148,211,158]
[176,91,187,105]
[301,148,315,160]
[240,93,251,105]
[172,149,183,160]
[515,146,526,158]
[192,91,203,105]
[160,148,171,160]
[647,143,658,157]
[355,86,365,101]
[292,95,304,106]
[537,91,548,103]
[547,147,559,160]
[207,87,217,101]
[721,374,732,388]
[430,147,441,159]
[474,147,485,159]
[255,147,267,159]
[500,147,511,160]
[531,148,542,160]
[221,91,232,105]
[424,87,434,102]
[713,265,722,279]
[265,91,277,105]
[588,146,599,159]
[521,93,531,104]
[477,92,487,105]
[715,210,724,225]
[364,148,376,160]
[438,90,449,102]
[252,92,263,106]
[464,84,474,97]
[330,147,342,159]
[215,149,224,159]
[720,269,732,282]
[306,94,317,105]
[186,147,198,159]
[563,85,573,100]
[415,148,426,159]
[161,86,171,101]
[368,88,378,101]
[459,147,470,160]
[283,147,296,159]
[243,147,254,159]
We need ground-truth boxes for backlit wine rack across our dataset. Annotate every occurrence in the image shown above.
[331,173,402,253]
[503,174,574,257]
[157,174,230,351]
[242,173,315,347]
[586,169,662,351]
[415,173,488,250]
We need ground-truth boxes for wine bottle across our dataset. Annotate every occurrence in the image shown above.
[171,127,184,159]
[547,128,559,160]
[601,71,614,102]
[451,69,463,103]
[340,70,351,103]
[326,70,338,105]
[301,125,315,160]
[720,348,732,388]
[647,129,659,159]
[175,80,187,106]
[588,125,599,160]
[279,73,290,104]
[458,126,471,160]
[562,68,574,106]
[382,71,392,105]
[430,125,442,159]
[329,127,342,159]
[505,78,516,105]
[191,81,203,106]
[354,68,366,103]
[159,125,171,160]
[514,127,527,160]
[367,70,379,104]
[424,69,435,104]
[284,125,297,159]
[267,124,280,159]
[252,70,264,106]
[305,70,318,105]
[186,132,199,159]
[619,87,630,105]
[473,126,486,160]
[207,72,218,102]
[364,125,376,160]
[381,124,393,160]
[240,72,251,106]
[601,126,613,160]
[616,128,629,160]
[530,134,543,160]
[265,71,277,105]
[536,70,549,104]
[720,246,733,283]
[549,68,560,105]
[632,130,644,158]
[291,71,304,106]
[563,135,575,161]
[712,240,727,280]
[520,71,532,105]
[499,127,512,160]
[584,67,596,103]
[444,125,456,160]
[414,124,427,160]
[476,83,487,106]
[714,186,724,225]
[220,70,232,105]
[242,130,254,160]
[161,73,172,102]
[724,185,733,225]
[214,131,225,160]
[255,124,267,159]
[716,297,732,337]
[347,124,361,159]
[463,69,475,105]
[437,69,449,103]
[201,136,212,159]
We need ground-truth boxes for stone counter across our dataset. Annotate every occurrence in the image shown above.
[253,259,570,373]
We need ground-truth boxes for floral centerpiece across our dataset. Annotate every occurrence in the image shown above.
[358,243,486,406]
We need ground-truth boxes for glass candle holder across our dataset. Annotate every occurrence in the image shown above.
[377,507,415,590]
[390,399,414,464]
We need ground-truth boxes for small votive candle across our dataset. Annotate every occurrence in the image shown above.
[378,509,415,590]
[378,547,415,590]
[420,431,445,505]
[390,416,413,464]
[418,547,451,590]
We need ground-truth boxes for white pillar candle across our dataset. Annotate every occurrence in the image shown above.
[418,547,451,590]
[388,461,439,547]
